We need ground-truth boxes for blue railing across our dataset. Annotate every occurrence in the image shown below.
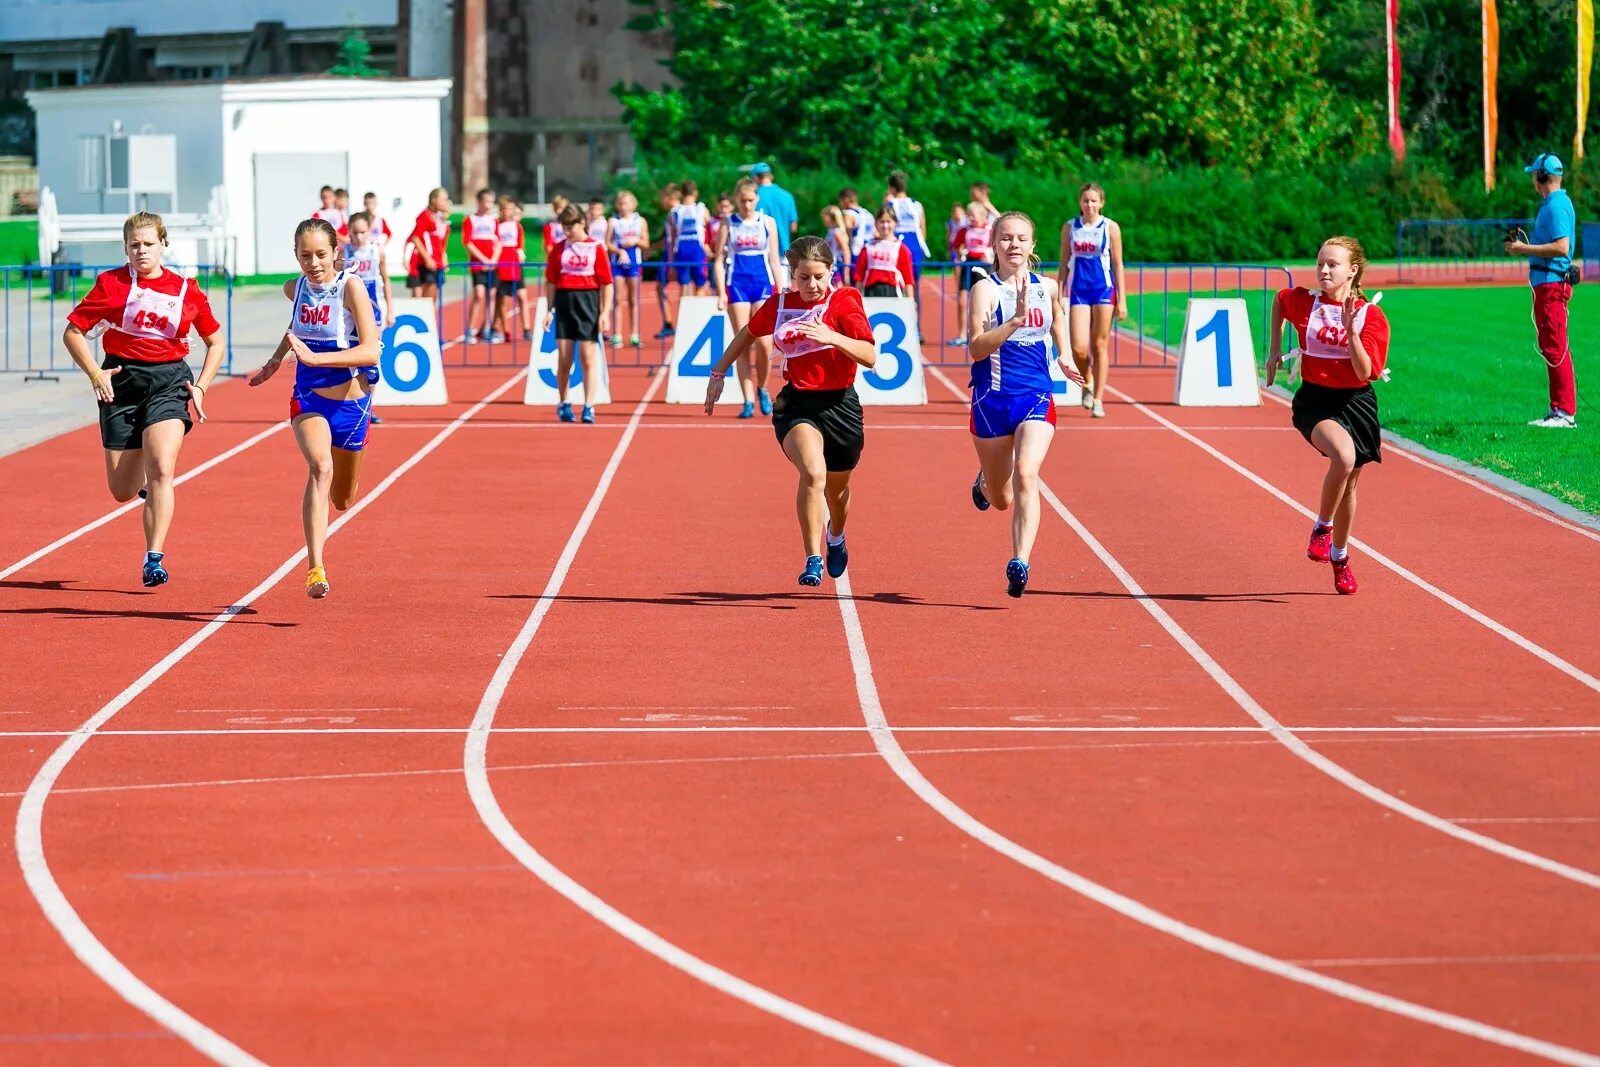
[1396,219,1535,284]
[1,264,234,379]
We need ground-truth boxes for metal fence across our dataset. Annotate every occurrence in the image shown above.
[1,264,234,379]
[428,259,1293,372]
[1396,218,1537,284]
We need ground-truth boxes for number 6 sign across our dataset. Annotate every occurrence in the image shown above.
[1173,297,1259,406]
[859,297,927,405]
[373,297,451,405]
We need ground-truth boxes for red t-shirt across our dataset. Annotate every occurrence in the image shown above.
[496,219,525,283]
[1275,287,1390,389]
[464,211,500,269]
[407,209,450,271]
[546,239,613,289]
[67,267,220,364]
[954,224,992,261]
[853,240,914,290]
[543,220,566,259]
[748,286,873,391]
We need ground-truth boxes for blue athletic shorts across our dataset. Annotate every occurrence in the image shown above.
[291,387,373,452]
[727,275,773,305]
[969,388,1056,439]
[898,236,925,280]
[613,248,642,278]
[1069,277,1116,306]
[673,246,709,287]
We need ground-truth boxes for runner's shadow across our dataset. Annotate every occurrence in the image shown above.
[0,579,145,596]
[489,591,1004,612]
[1027,589,1335,604]
[0,605,297,626]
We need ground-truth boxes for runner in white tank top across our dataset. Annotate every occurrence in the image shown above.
[1054,182,1128,417]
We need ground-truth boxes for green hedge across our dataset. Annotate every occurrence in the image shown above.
[609,154,1590,264]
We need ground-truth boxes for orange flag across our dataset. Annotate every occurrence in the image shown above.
[1485,0,1499,189]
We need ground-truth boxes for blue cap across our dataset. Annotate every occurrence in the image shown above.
[1525,153,1565,176]
[749,162,773,176]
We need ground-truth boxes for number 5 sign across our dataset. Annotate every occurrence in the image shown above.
[373,297,450,405]
[1173,298,1260,406]
[859,297,927,405]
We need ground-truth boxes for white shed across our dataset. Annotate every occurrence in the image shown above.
[27,76,451,275]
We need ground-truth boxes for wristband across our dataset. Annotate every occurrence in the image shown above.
[709,369,727,381]
[90,370,105,387]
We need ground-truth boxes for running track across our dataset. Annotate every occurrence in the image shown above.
[2,316,1598,1064]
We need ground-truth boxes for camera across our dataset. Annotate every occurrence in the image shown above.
[1565,264,1581,285]
[1504,225,1527,244]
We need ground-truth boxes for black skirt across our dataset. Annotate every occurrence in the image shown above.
[554,288,601,341]
[1292,381,1382,467]
[862,282,900,299]
[771,384,864,473]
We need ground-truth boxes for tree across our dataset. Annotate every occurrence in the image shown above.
[328,26,384,78]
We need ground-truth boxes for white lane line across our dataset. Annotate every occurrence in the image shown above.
[930,363,1600,888]
[1292,953,1600,969]
[393,421,1288,432]
[1106,383,1600,694]
[13,367,529,1067]
[462,369,944,1066]
[0,422,289,583]
[10,725,1600,738]
[1452,816,1600,826]
[1257,386,1600,543]
[831,571,1600,1066]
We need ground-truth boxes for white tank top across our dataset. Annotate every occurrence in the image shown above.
[290,272,356,352]
[611,214,646,247]
[729,213,770,257]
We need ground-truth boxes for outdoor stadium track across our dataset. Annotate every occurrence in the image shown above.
[1,289,1598,1066]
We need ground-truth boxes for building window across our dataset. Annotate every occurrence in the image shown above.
[77,135,103,193]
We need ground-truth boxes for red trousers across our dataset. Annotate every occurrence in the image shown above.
[1533,282,1577,416]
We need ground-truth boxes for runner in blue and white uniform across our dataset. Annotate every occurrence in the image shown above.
[714,177,782,419]
[248,218,381,600]
[1056,182,1128,418]
[839,187,876,260]
[884,171,929,298]
[342,211,392,425]
[607,189,649,349]
[967,211,1082,599]
[670,180,711,295]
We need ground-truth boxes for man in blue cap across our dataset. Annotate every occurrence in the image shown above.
[1505,152,1578,428]
[751,162,798,255]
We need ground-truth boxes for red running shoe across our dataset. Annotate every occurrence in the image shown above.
[1332,556,1358,595]
[1307,524,1332,562]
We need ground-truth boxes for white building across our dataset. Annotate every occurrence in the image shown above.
[28,77,451,274]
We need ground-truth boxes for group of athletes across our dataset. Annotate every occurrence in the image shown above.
[61,172,1389,602]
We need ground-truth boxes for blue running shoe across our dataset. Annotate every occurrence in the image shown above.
[738,401,755,420]
[971,471,990,511]
[758,388,773,416]
[1005,558,1029,599]
[557,402,575,423]
[137,487,148,500]
[581,405,596,424]
[825,536,848,578]
[368,414,383,425]
[142,551,169,588]
[799,555,824,587]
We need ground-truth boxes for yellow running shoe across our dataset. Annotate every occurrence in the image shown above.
[306,566,330,599]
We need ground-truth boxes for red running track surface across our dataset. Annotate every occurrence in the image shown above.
[1,351,1597,1065]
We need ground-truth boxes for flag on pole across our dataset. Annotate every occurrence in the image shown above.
[1579,0,1594,159]
[1484,0,1499,189]
[1387,0,1406,160]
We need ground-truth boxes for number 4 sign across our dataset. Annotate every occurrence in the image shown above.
[1173,298,1260,406]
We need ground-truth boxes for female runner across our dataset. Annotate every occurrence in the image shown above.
[540,205,614,423]
[950,201,994,348]
[1056,183,1127,417]
[1265,236,1391,595]
[248,219,381,599]
[703,237,878,586]
[713,178,782,419]
[853,210,914,298]
[63,211,225,587]
[606,190,649,349]
[821,204,853,286]
[968,212,1083,598]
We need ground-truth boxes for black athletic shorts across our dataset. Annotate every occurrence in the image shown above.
[1292,381,1382,467]
[554,288,601,341]
[98,355,193,451]
[406,266,446,289]
[771,384,863,472]
[958,261,990,291]
[496,277,522,298]
[863,282,899,299]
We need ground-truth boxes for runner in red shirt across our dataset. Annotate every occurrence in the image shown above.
[853,210,915,298]
[542,194,570,260]
[949,201,994,349]
[361,192,394,250]
[406,187,452,299]
[492,195,528,339]
[1266,235,1392,595]
[462,187,503,343]
[704,237,878,587]
[541,205,614,424]
[312,185,346,234]
[62,211,226,588]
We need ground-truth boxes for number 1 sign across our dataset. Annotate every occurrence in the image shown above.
[1173,298,1260,407]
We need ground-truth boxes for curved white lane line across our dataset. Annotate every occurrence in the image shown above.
[15,369,528,1065]
[924,363,1600,888]
[1,422,289,583]
[831,571,1600,1066]
[463,369,945,1066]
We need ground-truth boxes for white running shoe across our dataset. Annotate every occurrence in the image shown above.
[1091,398,1106,418]
[1528,409,1577,428]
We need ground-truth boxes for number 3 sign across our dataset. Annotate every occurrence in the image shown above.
[858,297,927,405]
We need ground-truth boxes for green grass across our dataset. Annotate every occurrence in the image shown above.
[0,218,39,266]
[1125,283,1599,514]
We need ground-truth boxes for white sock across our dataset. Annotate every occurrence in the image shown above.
[1330,544,1348,562]
[1314,516,1332,530]
[826,523,845,546]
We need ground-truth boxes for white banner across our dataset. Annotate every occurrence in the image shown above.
[666,296,743,405]
[522,296,612,406]
[858,297,927,405]
[1173,298,1261,407]
[372,298,449,405]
